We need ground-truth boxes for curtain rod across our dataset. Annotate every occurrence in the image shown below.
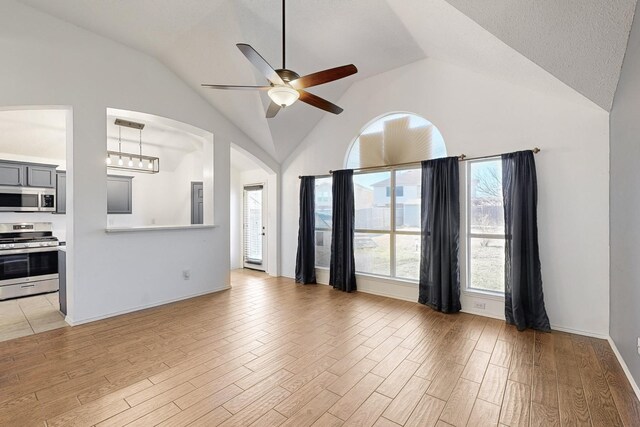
[298,147,540,178]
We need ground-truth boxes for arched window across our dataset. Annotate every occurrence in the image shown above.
[315,112,447,282]
[346,112,446,169]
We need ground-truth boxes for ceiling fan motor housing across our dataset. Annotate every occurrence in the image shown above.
[275,69,300,84]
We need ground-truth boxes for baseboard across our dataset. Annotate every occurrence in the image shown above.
[65,285,231,326]
[607,337,640,401]
[549,325,609,340]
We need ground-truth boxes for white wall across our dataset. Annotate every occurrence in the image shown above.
[610,0,640,388]
[230,166,242,269]
[282,57,610,337]
[0,1,278,324]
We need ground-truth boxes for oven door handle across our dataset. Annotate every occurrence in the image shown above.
[0,247,58,255]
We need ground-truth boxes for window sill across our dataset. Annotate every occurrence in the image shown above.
[105,224,218,233]
[462,288,505,301]
[315,267,418,287]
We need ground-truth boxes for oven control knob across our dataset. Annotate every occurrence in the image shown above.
[8,244,14,248]
[0,244,5,249]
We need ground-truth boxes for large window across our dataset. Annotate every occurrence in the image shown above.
[314,169,422,281]
[355,168,421,280]
[466,158,505,293]
[315,112,445,283]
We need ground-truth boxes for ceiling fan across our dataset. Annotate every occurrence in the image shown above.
[201,0,357,118]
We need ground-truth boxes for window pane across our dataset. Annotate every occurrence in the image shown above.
[355,233,390,276]
[315,177,332,229]
[395,169,421,232]
[469,237,505,292]
[469,160,504,234]
[315,230,331,268]
[354,172,391,230]
[396,234,420,280]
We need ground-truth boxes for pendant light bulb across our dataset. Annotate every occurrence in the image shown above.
[128,158,133,167]
[147,162,154,170]
[138,159,144,168]
[106,156,112,165]
[117,157,123,166]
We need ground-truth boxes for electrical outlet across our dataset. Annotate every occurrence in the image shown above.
[473,302,486,310]
[637,338,640,356]
[182,269,191,280]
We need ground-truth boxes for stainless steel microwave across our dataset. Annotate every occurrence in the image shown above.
[0,186,56,212]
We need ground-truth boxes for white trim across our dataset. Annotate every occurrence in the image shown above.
[607,337,640,401]
[550,324,609,340]
[65,285,230,326]
[105,224,218,233]
[462,289,505,301]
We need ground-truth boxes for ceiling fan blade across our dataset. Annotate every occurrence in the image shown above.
[236,43,285,86]
[290,64,358,89]
[201,84,271,90]
[265,101,281,118]
[298,90,344,114]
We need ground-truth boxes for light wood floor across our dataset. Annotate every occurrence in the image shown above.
[0,270,639,427]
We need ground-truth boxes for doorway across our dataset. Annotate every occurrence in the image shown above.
[243,184,265,271]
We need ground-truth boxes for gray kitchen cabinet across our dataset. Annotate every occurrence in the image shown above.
[0,160,58,187]
[26,165,56,188]
[0,162,25,186]
[107,175,133,214]
[55,171,66,214]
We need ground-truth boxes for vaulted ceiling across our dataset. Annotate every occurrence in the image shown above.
[443,0,637,110]
[18,0,637,163]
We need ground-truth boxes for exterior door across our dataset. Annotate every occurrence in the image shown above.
[243,185,265,270]
[191,182,203,225]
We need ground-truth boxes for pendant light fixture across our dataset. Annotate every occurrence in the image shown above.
[106,119,160,173]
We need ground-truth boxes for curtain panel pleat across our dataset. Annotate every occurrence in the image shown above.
[329,169,357,292]
[418,157,461,313]
[502,150,550,331]
[295,176,316,284]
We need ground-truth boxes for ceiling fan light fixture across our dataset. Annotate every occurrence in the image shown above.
[268,85,299,107]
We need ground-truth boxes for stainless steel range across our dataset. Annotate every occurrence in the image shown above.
[0,222,59,300]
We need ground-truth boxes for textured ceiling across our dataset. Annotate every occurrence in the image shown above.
[443,0,637,110]
[17,0,425,163]
[17,0,637,162]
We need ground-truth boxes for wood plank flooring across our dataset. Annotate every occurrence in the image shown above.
[0,269,639,426]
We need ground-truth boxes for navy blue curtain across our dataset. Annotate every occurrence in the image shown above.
[295,176,316,284]
[329,170,356,292]
[418,157,461,313]
[502,150,550,331]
